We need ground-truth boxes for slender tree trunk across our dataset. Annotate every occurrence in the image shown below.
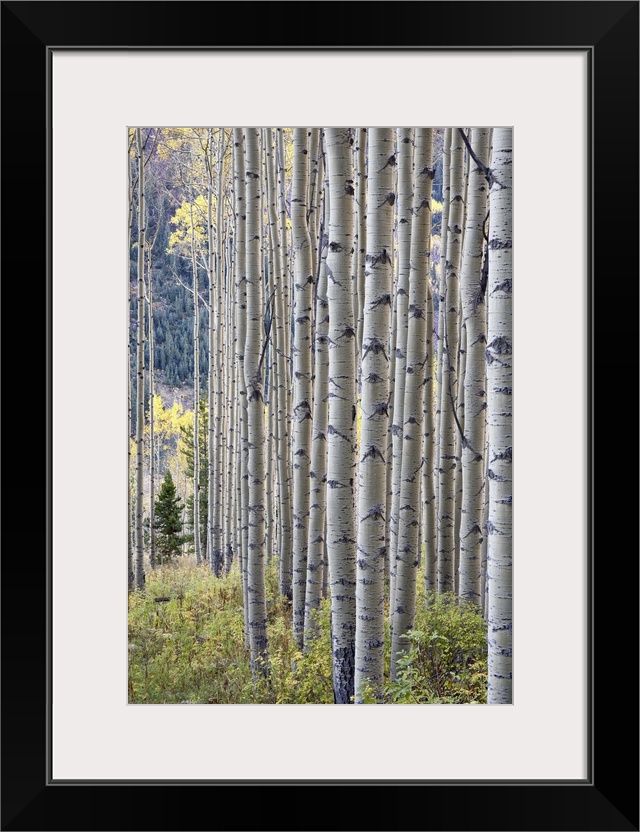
[128,339,134,590]
[422,177,437,601]
[389,128,414,620]
[291,128,314,646]
[437,128,464,593]
[325,128,357,703]
[277,129,291,371]
[134,128,146,590]
[190,202,201,565]
[264,129,293,598]
[391,128,434,678]
[215,130,226,575]
[354,128,395,702]
[225,220,236,573]
[241,396,250,648]
[243,127,269,675]
[435,128,451,512]
[453,319,466,594]
[481,438,490,617]
[148,250,156,570]
[459,127,490,604]
[355,129,367,358]
[128,144,135,591]
[304,158,329,647]
[486,128,512,704]
[207,129,217,572]
[308,128,320,290]
[233,129,250,645]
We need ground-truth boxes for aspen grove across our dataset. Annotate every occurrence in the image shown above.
[128,127,512,705]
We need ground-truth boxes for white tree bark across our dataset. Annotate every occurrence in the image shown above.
[206,129,217,572]
[190,201,202,565]
[354,128,395,702]
[128,339,134,590]
[291,128,314,646]
[421,154,437,600]
[486,128,512,704]
[265,129,293,599]
[389,128,414,620]
[434,128,451,511]
[355,129,367,358]
[437,128,464,593]
[134,128,146,590]
[233,128,250,646]
[453,318,466,594]
[391,128,434,677]
[127,136,136,588]
[214,129,226,575]
[275,129,293,598]
[225,218,236,573]
[244,127,269,675]
[304,155,329,646]
[325,128,357,703]
[148,249,156,570]
[458,128,490,604]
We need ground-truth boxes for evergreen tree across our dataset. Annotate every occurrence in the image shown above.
[154,470,184,562]
[179,397,208,558]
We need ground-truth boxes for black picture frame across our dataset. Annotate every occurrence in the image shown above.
[2,2,638,830]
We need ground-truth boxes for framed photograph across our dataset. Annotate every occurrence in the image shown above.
[2,2,637,830]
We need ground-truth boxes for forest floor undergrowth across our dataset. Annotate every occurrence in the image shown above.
[128,558,487,704]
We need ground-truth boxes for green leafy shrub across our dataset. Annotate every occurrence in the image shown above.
[129,561,487,705]
[386,592,487,704]
[128,558,333,704]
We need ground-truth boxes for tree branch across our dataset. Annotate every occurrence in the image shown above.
[457,128,502,189]
[257,288,277,374]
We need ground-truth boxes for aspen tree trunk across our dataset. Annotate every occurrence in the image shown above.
[264,129,293,597]
[128,143,135,590]
[437,128,464,593]
[459,128,490,604]
[325,128,357,703]
[304,173,329,647]
[355,129,367,357]
[223,218,238,575]
[225,222,236,573]
[386,143,400,567]
[128,339,134,590]
[453,132,472,594]
[235,400,242,573]
[453,320,466,594]
[206,129,216,572]
[265,285,275,563]
[134,128,146,590]
[389,128,413,618]
[214,129,226,575]
[385,252,398,577]
[233,129,250,644]
[148,250,156,570]
[308,128,320,285]
[275,129,294,597]
[354,128,395,702]
[480,439,490,617]
[277,129,291,368]
[291,128,314,646]
[190,202,201,565]
[244,128,269,675]
[391,128,434,677]
[486,128,512,703]
[261,135,274,565]
[241,394,250,648]
[422,219,437,599]
[434,128,451,511]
